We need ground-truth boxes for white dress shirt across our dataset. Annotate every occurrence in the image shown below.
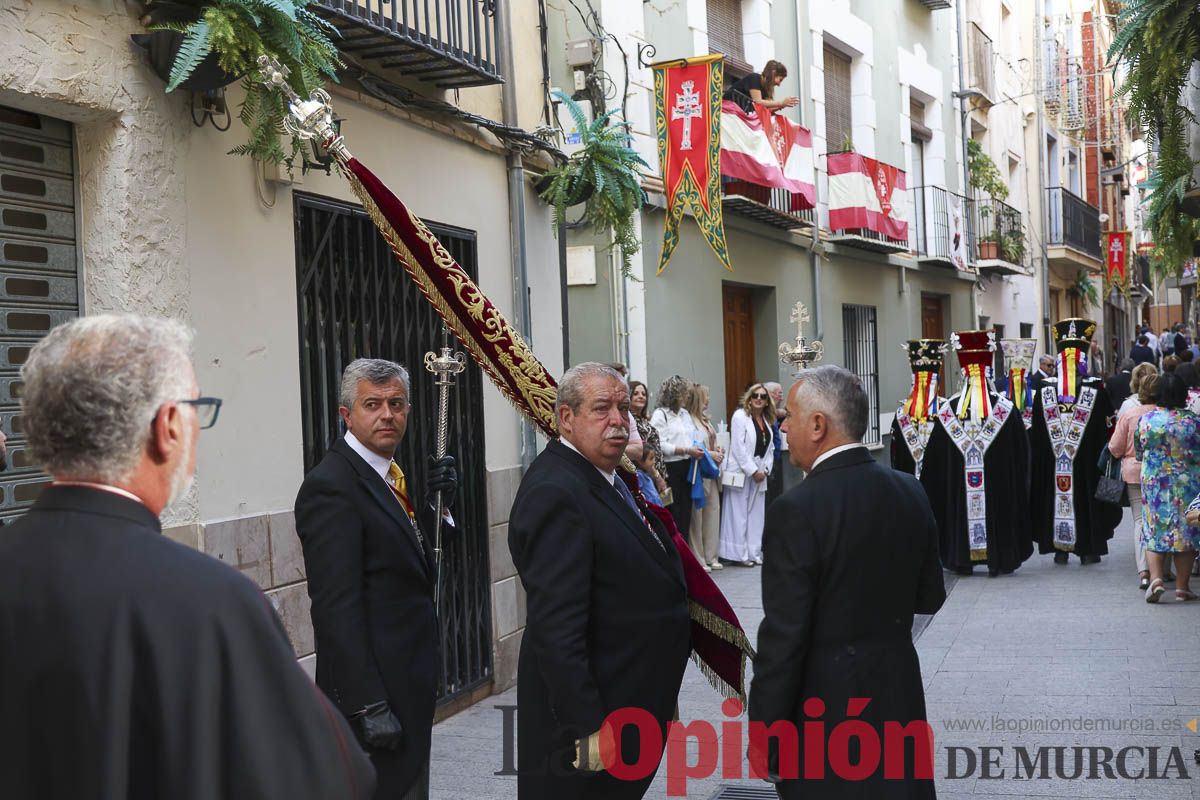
[344,431,453,524]
[650,407,696,461]
[811,442,867,471]
[560,437,616,485]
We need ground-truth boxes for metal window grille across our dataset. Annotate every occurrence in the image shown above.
[842,304,880,446]
[823,45,852,152]
[0,105,79,522]
[293,193,493,704]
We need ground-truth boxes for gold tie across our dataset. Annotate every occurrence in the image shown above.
[386,462,424,545]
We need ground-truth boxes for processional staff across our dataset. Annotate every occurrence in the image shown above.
[424,347,466,610]
[779,301,824,376]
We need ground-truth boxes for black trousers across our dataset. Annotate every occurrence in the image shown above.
[664,459,693,537]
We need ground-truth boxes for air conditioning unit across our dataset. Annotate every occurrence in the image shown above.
[554,92,593,157]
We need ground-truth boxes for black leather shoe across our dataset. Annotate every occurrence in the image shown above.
[954,566,974,576]
[988,567,1000,577]
[1080,555,1101,565]
[1053,551,1069,565]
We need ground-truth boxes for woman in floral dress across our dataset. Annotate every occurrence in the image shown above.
[1135,372,1200,603]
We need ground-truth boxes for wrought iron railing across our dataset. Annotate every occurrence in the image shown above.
[974,196,1024,265]
[1046,186,1101,259]
[910,185,973,264]
[968,22,995,100]
[315,0,501,87]
[721,178,815,228]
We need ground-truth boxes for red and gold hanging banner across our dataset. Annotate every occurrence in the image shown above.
[652,54,731,273]
[1105,231,1129,283]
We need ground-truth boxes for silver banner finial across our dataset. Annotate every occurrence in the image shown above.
[779,301,824,375]
[255,55,352,165]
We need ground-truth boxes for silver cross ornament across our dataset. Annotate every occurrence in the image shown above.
[779,301,824,375]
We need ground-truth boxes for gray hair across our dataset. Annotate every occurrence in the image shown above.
[339,358,410,409]
[22,313,194,482]
[557,362,625,413]
[793,365,868,441]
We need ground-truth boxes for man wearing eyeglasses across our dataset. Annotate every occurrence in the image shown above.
[295,358,457,800]
[0,313,375,799]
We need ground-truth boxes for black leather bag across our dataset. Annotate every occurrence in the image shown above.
[1094,449,1125,506]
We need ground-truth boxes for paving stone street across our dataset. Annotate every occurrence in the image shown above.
[432,506,1200,800]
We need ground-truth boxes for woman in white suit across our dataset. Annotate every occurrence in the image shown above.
[719,383,776,566]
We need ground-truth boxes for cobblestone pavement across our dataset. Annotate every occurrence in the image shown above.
[432,506,1200,799]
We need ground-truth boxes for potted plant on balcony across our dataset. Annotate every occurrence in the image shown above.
[1000,228,1026,265]
[539,91,649,276]
[134,0,342,166]
[967,139,1009,260]
[1066,268,1100,309]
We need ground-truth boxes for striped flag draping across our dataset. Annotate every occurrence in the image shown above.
[827,151,909,240]
[718,100,815,209]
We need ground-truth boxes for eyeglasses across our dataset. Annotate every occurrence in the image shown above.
[751,392,768,400]
[179,397,223,429]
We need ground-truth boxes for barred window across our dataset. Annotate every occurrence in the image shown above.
[842,304,880,445]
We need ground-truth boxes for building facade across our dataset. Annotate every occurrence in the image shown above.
[0,0,564,708]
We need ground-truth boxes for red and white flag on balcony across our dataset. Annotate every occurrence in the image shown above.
[719,101,816,209]
[827,152,908,241]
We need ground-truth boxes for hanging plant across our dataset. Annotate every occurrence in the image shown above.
[1108,0,1200,279]
[539,91,649,276]
[137,0,342,166]
[1066,268,1100,308]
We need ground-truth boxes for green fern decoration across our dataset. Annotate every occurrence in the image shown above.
[1066,268,1100,309]
[143,0,342,167]
[1108,0,1200,280]
[539,91,648,276]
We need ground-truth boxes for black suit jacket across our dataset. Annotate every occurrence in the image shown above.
[749,447,945,799]
[295,437,445,797]
[1105,370,1133,409]
[508,440,691,800]
[0,486,373,800]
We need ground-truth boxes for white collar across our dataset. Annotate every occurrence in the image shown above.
[559,437,616,485]
[344,431,394,481]
[811,442,867,471]
[51,480,147,506]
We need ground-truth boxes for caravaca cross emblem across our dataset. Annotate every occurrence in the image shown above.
[672,80,703,151]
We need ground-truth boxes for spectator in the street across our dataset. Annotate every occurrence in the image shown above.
[295,358,458,800]
[1135,372,1200,603]
[1144,325,1161,364]
[718,383,775,567]
[764,381,786,506]
[1130,335,1156,366]
[1105,358,1136,409]
[685,383,724,572]
[508,363,690,799]
[1163,354,1180,373]
[651,375,702,537]
[1176,351,1198,389]
[1108,363,1159,590]
[1173,323,1188,357]
[608,363,644,463]
[629,379,670,501]
[749,366,945,797]
[0,314,375,800]
[1033,354,1056,388]
[1159,327,1174,358]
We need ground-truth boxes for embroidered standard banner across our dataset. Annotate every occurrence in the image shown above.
[1041,385,1097,550]
[1104,230,1129,283]
[937,398,1013,561]
[1001,338,1037,429]
[652,54,731,273]
[719,100,816,208]
[896,410,936,479]
[827,152,909,240]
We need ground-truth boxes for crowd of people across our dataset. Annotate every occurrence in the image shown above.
[1105,320,1200,603]
[615,364,791,572]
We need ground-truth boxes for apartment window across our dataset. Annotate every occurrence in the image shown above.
[1020,323,1034,339]
[707,0,751,76]
[842,304,880,445]
[824,45,853,152]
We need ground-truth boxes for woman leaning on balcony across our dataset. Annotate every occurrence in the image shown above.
[723,60,799,114]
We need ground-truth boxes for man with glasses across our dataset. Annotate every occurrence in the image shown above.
[295,358,457,800]
[0,313,375,799]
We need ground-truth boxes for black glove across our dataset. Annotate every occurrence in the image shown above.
[351,701,403,751]
[426,454,457,508]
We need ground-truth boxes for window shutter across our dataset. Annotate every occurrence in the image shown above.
[910,98,932,142]
[707,0,752,76]
[823,45,852,152]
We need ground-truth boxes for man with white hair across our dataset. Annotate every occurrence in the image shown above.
[0,313,374,799]
[749,365,945,798]
[509,362,691,799]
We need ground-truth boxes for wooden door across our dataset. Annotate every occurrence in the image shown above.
[920,294,947,389]
[723,284,756,420]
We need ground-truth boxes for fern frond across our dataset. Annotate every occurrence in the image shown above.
[166,20,213,91]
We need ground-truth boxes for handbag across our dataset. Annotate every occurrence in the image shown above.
[1094,448,1125,506]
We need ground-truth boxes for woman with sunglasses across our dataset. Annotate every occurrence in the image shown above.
[719,383,776,567]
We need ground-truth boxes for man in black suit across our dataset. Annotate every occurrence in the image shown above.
[509,362,691,800]
[295,358,457,800]
[749,365,946,799]
[0,314,374,800]
[1130,335,1156,366]
[1032,354,1056,389]
[1105,358,1136,409]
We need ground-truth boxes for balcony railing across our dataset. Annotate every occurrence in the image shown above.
[973,197,1026,272]
[721,179,815,230]
[1046,187,1101,259]
[314,0,501,88]
[968,22,995,101]
[910,185,973,268]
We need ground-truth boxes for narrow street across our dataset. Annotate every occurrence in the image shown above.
[432,507,1200,799]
